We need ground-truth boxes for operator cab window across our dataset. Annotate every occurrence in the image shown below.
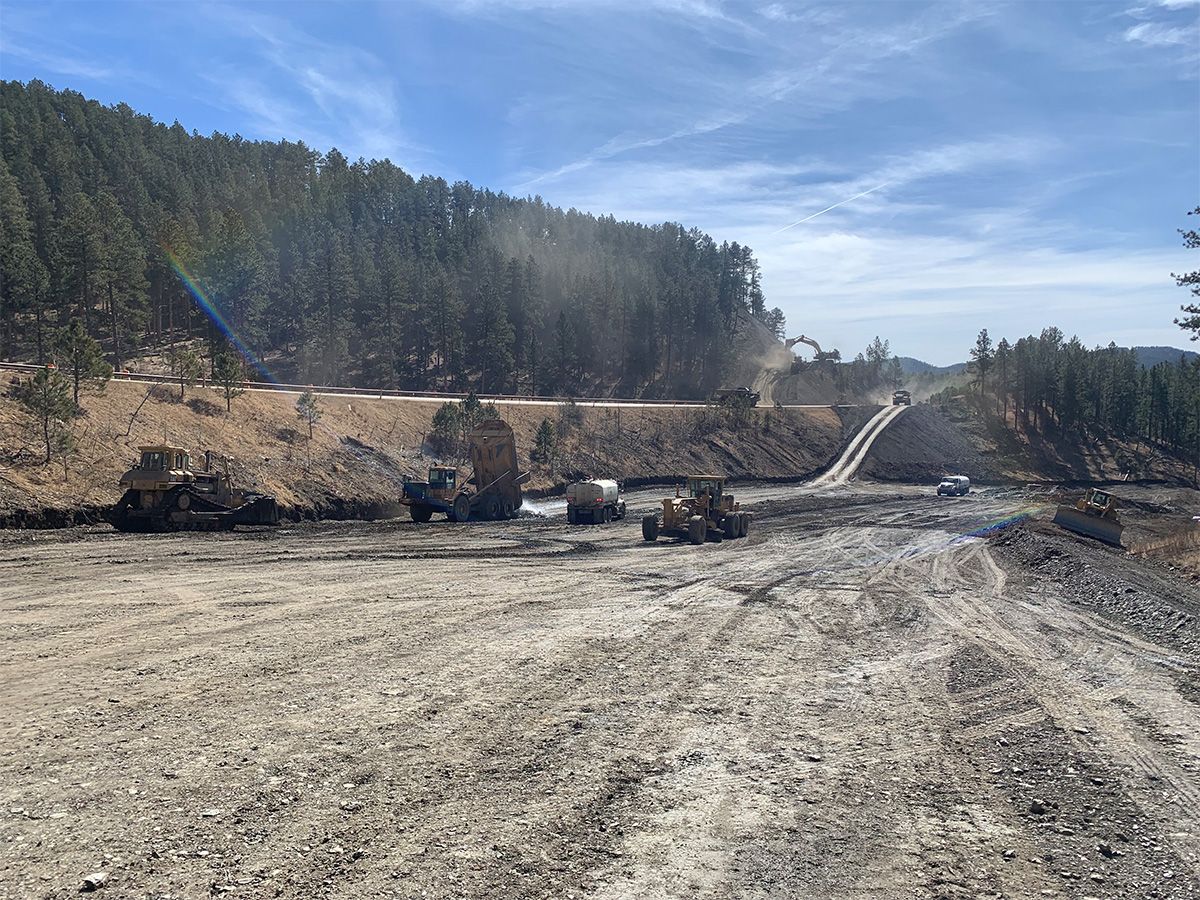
[430,469,455,489]
[141,451,166,470]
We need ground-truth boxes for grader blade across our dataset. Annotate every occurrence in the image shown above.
[1052,505,1124,546]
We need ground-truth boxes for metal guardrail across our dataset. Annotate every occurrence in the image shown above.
[0,360,854,410]
[0,361,715,408]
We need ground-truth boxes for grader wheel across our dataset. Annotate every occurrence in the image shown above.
[724,514,738,540]
[740,512,750,536]
[688,515,706,545]
[642,514,659,541]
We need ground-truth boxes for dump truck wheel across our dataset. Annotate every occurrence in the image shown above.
[688,515,706,545]
[484,495,501,520]
[410,504,433,523]
[642,515,659,541]
[502,497,515,519]
[452,493,471,523]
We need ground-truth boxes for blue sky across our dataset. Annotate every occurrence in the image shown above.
[2,0,1197,365]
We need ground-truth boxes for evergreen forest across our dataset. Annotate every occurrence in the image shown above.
[944,328,1200,468]
[0,80,783,397]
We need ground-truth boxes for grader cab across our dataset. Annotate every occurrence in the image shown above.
[641,475,751,545]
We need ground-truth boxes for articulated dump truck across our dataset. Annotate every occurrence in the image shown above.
[401,419,529,522]
[1052,487,1124,546]
[110,445,280,532]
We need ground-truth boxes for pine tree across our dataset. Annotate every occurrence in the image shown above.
[54,319,112,405]
[19,367,75,463]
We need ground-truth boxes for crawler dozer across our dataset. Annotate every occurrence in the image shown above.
[401,419,529,522]
[1052,487,1124,546]
[642,475,750,545]
[110,445,280,532]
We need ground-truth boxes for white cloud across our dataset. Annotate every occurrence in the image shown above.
[196,3,411,163]
[1124,21,1198,45]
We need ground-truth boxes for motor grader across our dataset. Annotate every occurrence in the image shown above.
[109,445,280,532]
[641,475,751,545]
[1052,487,1124,546]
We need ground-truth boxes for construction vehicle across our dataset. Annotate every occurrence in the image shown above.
[785,334,840,362]
[402,419,529,522]
[399,465,460,521]
[641,475,750,545]
[713,387,760,407]
[892,389,911,406]
[110,445,279,532]
[1052,487,1125,546]
[566,479,626,525]
[937,475,970,496]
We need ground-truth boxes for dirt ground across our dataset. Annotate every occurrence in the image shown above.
[2,480,1198,900]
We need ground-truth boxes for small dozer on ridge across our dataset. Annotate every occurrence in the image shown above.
[642,475,750,545]
[110,445,279,532]
[1052,487,1124,546]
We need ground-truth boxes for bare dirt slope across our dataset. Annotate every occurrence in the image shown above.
[0,380,847,526]
[1,485,1197,899]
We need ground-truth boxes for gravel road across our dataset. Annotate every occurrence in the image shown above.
[1,485,1197,899]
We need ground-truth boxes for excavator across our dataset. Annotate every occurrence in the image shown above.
[785,335,840,373]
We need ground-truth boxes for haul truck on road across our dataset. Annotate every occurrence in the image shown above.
[401,419,528,522]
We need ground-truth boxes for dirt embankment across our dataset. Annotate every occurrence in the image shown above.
[0,380,854,527]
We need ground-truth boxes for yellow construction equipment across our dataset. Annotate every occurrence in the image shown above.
[400,419,528,522]
[1052,487,1124,546]
[110,445,279,532]
[642,475,750,545]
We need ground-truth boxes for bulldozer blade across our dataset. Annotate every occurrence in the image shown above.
[1052,505,1124,546]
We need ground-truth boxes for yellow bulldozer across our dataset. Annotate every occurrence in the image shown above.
[641,475,750,545]
[1052,487,1124,546]
[110,445,280,532]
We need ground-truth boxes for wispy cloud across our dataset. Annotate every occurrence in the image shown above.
[1124,21,1198,45]
[195,3,410,161]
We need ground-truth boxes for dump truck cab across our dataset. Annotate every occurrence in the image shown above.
[892,390,912,406]
[401,466,461,522]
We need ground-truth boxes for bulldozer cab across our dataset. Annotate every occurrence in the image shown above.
[1084,489,1112,511]
[687,476,724,506]
[138,447,189,473]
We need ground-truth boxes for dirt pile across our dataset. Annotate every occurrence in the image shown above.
[858,404,1004,484]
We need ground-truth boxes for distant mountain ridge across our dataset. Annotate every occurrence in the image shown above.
[900,346,1197,375]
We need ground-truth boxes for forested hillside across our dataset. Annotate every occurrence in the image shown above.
[942,328,1200,470]
[0,80,782,397]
